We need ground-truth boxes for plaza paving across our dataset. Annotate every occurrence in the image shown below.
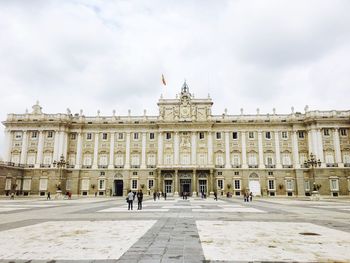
[0,196,349,262]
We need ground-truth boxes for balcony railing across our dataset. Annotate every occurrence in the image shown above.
[67,164,75,168]
[266,164,276,168]
[114,165,124,168]
[147,165,156,168]
[282,165,293,168]
[131,165,140,169]
[215,165,225,168]
[344,163,350,167]
[40,164,51,168]
[98,165,108,169]
[326,163,338,167]
[248,165,258,168]
[0,162,25,168]
[82,165,92,169]
[232,164,242,168]
[26,164,35,168]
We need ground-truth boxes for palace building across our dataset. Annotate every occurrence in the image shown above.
[1,82,350,197]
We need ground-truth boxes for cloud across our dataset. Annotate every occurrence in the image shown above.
[0,0,350,158]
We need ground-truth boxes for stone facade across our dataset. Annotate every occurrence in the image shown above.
[1,82,350,197]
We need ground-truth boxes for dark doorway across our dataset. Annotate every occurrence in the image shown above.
[114,180,123,196]
[180,179,191,195]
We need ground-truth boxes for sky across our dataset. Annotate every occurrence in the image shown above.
[0,0,350,159]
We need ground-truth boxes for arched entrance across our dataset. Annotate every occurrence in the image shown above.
[248,173,261,196]
[113,173,124,196]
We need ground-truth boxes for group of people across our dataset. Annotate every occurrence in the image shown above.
[153,191,167,201]
[126,190,144,210]
[244,192,253,202]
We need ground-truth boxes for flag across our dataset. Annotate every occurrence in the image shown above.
[161,74,166,86]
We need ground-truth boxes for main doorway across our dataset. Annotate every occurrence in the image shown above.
[114,180,123,196]
[164,180,172,194]
[248,173,261,196]
[199,180,207,194]
[180,179,191,195]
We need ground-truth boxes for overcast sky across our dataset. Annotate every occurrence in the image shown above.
[1,0,350,159]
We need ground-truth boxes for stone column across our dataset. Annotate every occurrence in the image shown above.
[75,132,82,169]
[191,132,197,165]
[53,130,60,161]
[157,169,161,192]
[241,131,247,168]
[125,132,131,169]
[141,132,147,169]
[316,129,325,165]
[209,169,214,196]
[20,131,28,165]
[92,132,99,169]
[207,131,213,165]
[333,128,343,167]
[258,131,264,168]
[174,132,179,165]
[35,131,44,168]
[108,132,115,169]
[292,131,300,168]
[225,131,231,168]
[274,131,282,169]
[4,130,12,162]
[158,132,163,165]
[174,170,179,196]
[307,130,313,155]
[312,129,319,158]
[62,132,68,160]
[192,169,197,196]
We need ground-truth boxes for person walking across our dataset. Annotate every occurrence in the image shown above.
[153,192,157,201]
[47,192,51,200]
[137,190,143,210]
[214,192,217,201]
[249,192,253,202]
[164,192,167,200]
[127,190,134,210]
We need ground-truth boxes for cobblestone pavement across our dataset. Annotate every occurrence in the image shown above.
[0,196,349,262]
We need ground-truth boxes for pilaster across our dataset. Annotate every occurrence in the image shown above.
[191,132,197,165]
[292,131,300,169]
[225,131,230,168]
[174,132,179,165]
[92,132,99,169]
[125,132,131,169]
[258,131,264,168]
[157,132,163,165]
[35,131,44,168]
[241,131,247,169]
[274,131,282,169]
[108,132,115,169]
[75,132,82,169]
[207,131,213,165]
[20,131,28,165]
[141,132,147,169]
[333,128,343,167]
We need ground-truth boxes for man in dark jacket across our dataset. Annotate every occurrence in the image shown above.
[137,190,144,210]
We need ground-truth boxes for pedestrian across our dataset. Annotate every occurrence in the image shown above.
[153,192,157,201]
[243,193,247,202]
[164,192,167,200]
[157,191,160,200]
[214,192,217,201]
[137,190,143,210]
[95,192,97,197]
[127,190,134,210]
[10,192,14,200]
[249,192,253,202]
[47,192,51,200]
[68,191,72,199]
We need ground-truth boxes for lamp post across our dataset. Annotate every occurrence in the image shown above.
[53,154,69,198]
[304,153,321,199]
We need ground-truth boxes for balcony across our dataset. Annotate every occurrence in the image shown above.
[248,165,258,168]
[40,164,51,168]
[282,165,293,168]
[67,164,75,168]
[326,163,338,167]
[215,165,225,168]
[266,164,276,168]
[82,165,92,169]
[232,164,242,168]
[131,165,140,169]
[26,164,35,168]
[98,165,108,169]
[344,163,350,167]
[114,165,124,168]
[147,165,156,168]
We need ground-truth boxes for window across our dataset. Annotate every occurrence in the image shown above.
[86,133,92,140]
[165,154,173,165]
[81,179,89,191]
[149,133,155,140]
[340,129,347,136]
[305,181,310,191]
[282,153,291,165]
[343,153,350,164]
[15,132,22,140]
[131,179,138,190]
[232,132,238,140]
[325,153,334,164]
[198,153,206,165]
[281,131,288,139]
[99,155,108,166]
[248,153,257,165]
[323,129,330,136]
[98,179,105,190]
[148,179,154,189]
[102,133,108,140]
[215,154,224,166]
[83,155,92,166]
[31,131,38,138]
[133,133,139,140]
[118,133,124,140]
[268,180,275,190]
[268,171,273,175]
[300,153,307,165]
[199,132,205,140]
[132,171,138,175]
[39,178,48,191]
[71,133,76,140]
[330,179,339,191]
[248,132,254,139]
[149,172,153,175]
[298,131,305,139]
[115,154,124,166]
[131,155,140,166]
[216,132,222,140]
[266,155,274,165]
[217,179,223,189]
[217,172,222,175]
[100,171,105,176]
[47,131,53,138]
[234,180,240,190]
[286,180,293,191]
[232,154,240,166]
[166,132,171,140]
[180,153,190,165]
[265,131,271,139]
